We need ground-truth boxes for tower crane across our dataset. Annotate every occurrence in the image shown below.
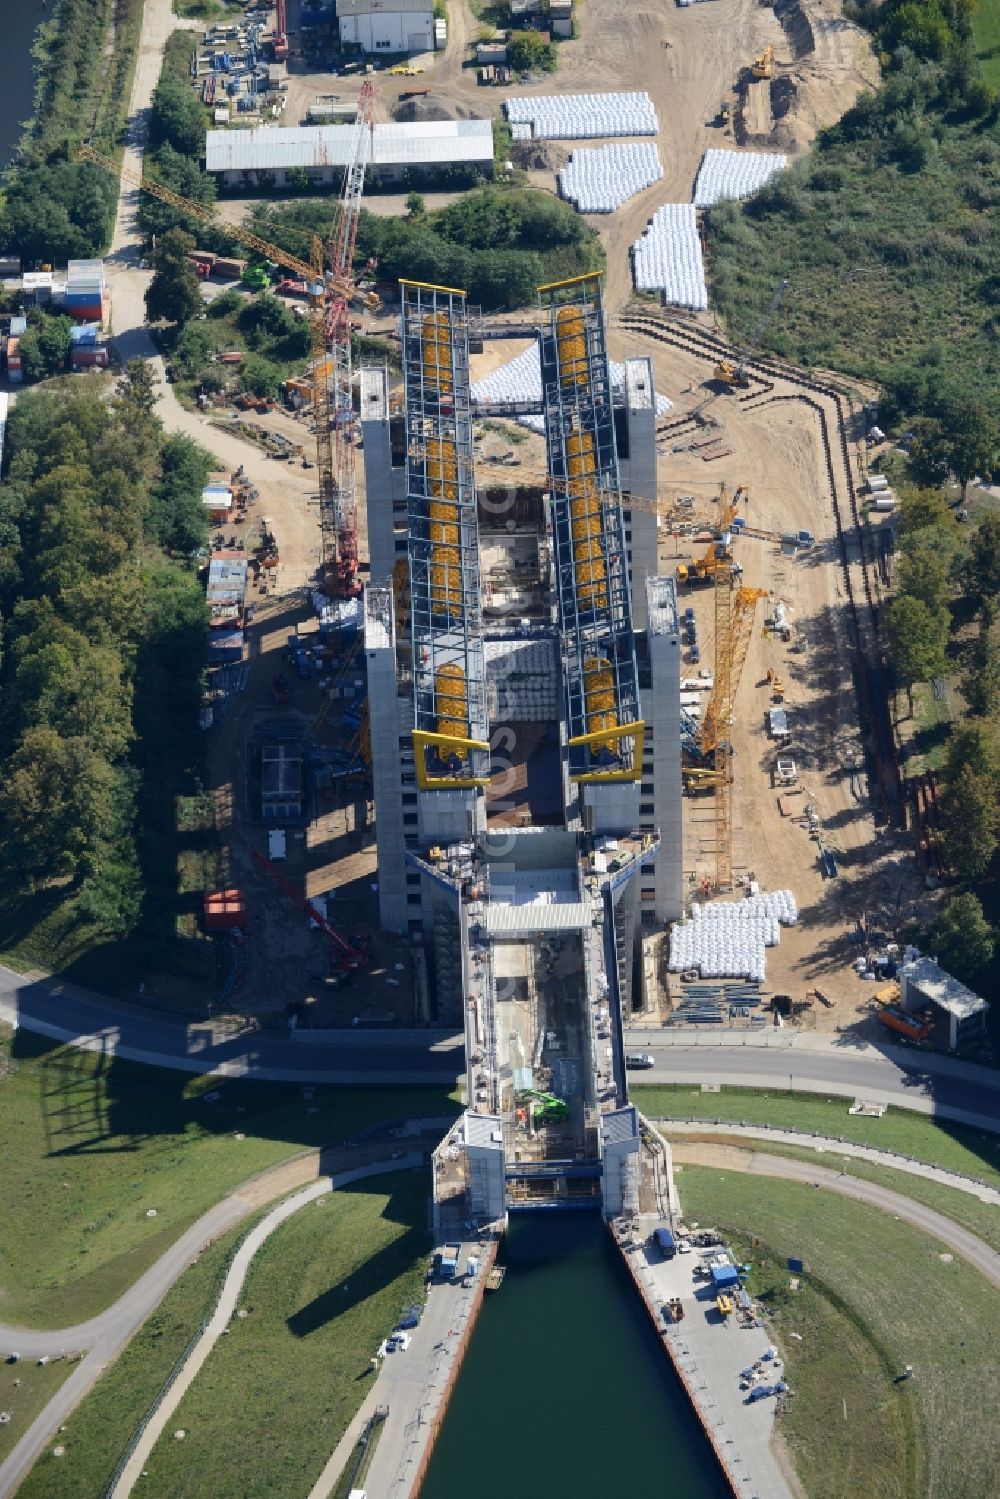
[79,88,377,599]
[714,278,788,388]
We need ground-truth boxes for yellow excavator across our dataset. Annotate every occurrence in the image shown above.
[752,44,774,80]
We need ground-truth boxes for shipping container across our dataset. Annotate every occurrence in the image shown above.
[203,888,247,932]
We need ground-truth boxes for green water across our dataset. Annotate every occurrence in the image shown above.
[421,1214,731,1499]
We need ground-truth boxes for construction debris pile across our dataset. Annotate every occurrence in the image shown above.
[631,204,708,310]
[558,143,662,213]
[668,890,798,982]
[692,148,788,208]
[505,91,658,140]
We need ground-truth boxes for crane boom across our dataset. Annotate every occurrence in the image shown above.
[250,849,368,969]
[325,79,377,602]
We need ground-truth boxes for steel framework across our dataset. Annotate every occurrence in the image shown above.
[537,273,642,783]
[401,281,489,790]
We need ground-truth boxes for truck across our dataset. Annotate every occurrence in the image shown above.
[440,1242,462,1278]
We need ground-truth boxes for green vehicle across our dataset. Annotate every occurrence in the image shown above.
[520,1089,569,1124]
[242,264,269,292]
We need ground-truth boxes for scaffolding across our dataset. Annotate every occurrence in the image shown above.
[401,281,490,789]
[538,274,642,782]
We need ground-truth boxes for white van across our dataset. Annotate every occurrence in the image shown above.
[268,828,287,861]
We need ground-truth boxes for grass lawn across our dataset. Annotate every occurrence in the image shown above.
[0,1359,75,1466]
[0,1026,456,1328]
[140,1170,430,1499]
[634,1084,1000,1186]
[974,0,1000,89]
[666,1132,1000,1253]
[16,1220,248,1499]
[677,1167,1000,1499]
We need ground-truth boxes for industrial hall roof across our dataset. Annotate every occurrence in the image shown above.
[205,120,494,174]
[336,0,434,15]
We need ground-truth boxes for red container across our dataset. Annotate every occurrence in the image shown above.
[203,888,247,932]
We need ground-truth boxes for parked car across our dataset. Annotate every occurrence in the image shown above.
[625,1052,655,1069]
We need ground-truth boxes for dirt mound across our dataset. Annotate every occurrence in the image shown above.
[511,140,571,172]
[392,93,478,123]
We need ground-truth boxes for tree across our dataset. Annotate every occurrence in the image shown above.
[405,192,426,219]
[240,355,284,399]
[936,396,997,498]
[961,615,1000,718]
[145,229,202,327]
[906,419,951,489]
[885,593,950,714]
[961,512,1000,608]
[897,547,950,614]
[0,728,119,881]
[17,312,74,383]
[149,74,207,160]
[10,634,133,760]
[150,434,211,554]
[928,892,994,982]
[939,763,1000,881]
[507,30,557,73]
[897,485,954,540]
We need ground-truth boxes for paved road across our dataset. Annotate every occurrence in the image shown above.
[5,964,1000,1122]
[0,1136,441,1499]
[673,1143,1000,1287]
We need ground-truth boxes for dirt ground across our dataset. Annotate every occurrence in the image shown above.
[193,1,891,1030]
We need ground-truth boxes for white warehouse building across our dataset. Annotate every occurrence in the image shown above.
[336,0,434,55]
[204,120,494,188]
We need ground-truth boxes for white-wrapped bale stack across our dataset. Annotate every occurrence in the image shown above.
[693,148,788,208]
[668,889,798,982]
[504,92,659,140]
[632,203,707,311]
[558,143,662,214]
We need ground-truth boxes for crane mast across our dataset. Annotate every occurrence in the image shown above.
[325,79,377,601]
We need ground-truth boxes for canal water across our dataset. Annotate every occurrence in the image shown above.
[0,2,44,171]
[421,1214,731,1499]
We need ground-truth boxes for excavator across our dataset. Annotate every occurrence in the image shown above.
[714,279,788,388]
[751,44,775,80]
[519,1089,570,1124]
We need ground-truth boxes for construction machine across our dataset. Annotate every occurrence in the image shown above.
[751,44,774,80]
[79,85,377,602]
[714,279,788,388]
[675,484,744,585]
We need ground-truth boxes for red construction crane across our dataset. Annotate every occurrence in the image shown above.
[326,78,378,600]
[251,849,370,974]
[273,0,288,60]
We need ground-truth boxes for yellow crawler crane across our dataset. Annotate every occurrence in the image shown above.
[435,662,469,765]
[583,657,619,756]
[555,304,588,386]
[426,435,462,617]
[566,429,608,610]
[422,309,453,395]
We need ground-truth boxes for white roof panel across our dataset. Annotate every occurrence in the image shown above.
[206,120,493,174]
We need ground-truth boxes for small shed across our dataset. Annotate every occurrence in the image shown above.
[549,0,573,37]
[476,40,507,65]
[899,956,988,1051]
[766,707,789,739]
[203,484,233,524]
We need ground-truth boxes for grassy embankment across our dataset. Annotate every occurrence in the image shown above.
[677,1167,1000,1499]
[0,1025,455,1328]
[0,1361,75,1467]
[632,1085,1000,1185]
[18,1172,430,1499]
[139,1171,430,1499]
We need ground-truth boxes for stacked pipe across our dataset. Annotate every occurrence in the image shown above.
[584,656,618,755]
[435,662,468,763]
[566,429,607,610]
[427,435,462,617]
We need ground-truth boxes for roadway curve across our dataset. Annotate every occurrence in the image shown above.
[672,1143,1000,1288]
[5,964,1000,1122]
[0,1133,442,1499]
